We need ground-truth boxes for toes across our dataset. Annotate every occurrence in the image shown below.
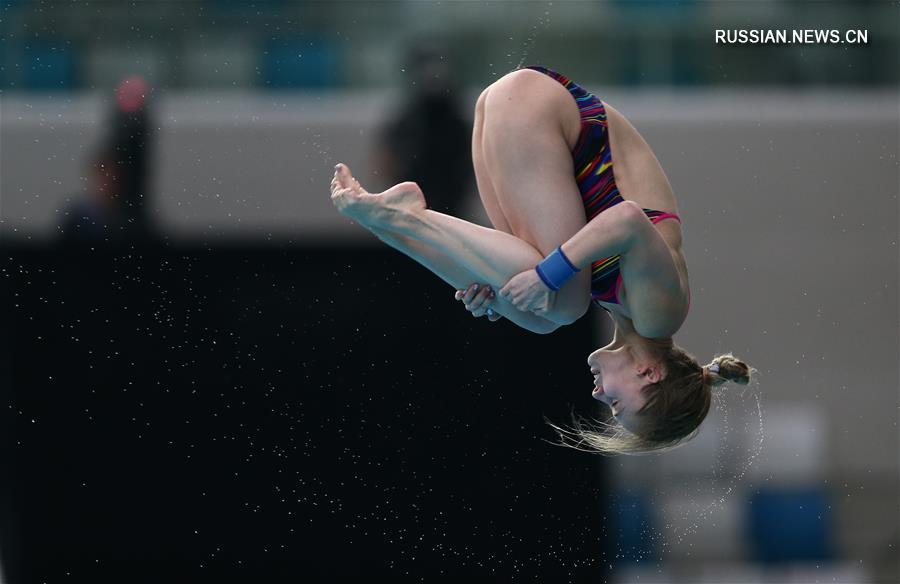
[335,163,354,186]
[333,162,369,195]
[332,168,348,190]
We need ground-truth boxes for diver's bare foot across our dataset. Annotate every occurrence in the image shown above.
[330,163,427,229]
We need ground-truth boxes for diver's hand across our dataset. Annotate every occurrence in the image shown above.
[455,283,502,321]
[499,269,555,316]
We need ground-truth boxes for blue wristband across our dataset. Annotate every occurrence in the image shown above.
[535,246,580,291]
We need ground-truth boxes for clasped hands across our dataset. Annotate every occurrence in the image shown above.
[455,268,556,321]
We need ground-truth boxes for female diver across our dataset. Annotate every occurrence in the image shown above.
[330,65,753,455]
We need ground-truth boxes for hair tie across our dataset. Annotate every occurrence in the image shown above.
[702,362,720,384]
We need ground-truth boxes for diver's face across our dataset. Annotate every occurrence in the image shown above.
[587,347,649,430]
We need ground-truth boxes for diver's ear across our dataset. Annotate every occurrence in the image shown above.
[640,364,664,384]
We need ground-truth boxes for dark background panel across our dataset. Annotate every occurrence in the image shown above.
[1,244,612,583]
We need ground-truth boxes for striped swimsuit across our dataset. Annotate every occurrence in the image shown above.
[524,65,682,307]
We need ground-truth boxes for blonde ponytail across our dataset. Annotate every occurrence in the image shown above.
[705,352,755,388]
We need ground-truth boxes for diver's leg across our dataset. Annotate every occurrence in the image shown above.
[330,165,555,332]
[471,86,513,234]
[332,163,582,328]
[364,225,558,334]
[477,68,592,323]
[328,86,558,333]
[332,166,542,293]
[329,70,594,325]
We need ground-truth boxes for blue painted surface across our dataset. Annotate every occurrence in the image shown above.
[24,40,77,90]
[612,490,658,563]
[747,488,835,563]
[261,37,338,89]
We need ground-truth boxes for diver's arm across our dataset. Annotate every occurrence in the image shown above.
[559,200,686,337]
[558,200,643,269]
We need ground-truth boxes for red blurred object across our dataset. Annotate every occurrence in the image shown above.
[115,75,149,113]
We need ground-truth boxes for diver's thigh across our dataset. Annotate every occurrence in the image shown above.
[481,72,586,254]
[481,71,591,307]
[472,87,513,233]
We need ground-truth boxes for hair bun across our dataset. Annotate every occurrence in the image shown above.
[708,353,754,386]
